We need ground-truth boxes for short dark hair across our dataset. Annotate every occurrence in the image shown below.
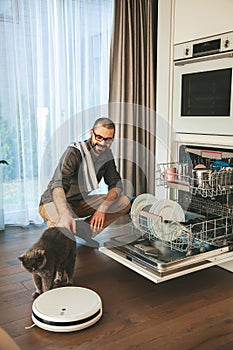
[92,118,115,135]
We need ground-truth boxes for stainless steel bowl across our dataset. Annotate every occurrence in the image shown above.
[193,169,212,189]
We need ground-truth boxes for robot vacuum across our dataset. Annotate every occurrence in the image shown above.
[32,287,103,332]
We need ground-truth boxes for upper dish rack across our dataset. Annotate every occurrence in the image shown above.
[157,162,233,198]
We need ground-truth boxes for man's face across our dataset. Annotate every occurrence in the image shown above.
[90,126,114,156]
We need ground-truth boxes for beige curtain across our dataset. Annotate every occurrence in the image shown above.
[109,0,157,197]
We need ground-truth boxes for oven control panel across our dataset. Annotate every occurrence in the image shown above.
[174,31,233,61]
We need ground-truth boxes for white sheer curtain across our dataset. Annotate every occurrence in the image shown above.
[0,0,113,227]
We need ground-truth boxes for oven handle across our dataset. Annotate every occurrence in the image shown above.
[174,51,233,66]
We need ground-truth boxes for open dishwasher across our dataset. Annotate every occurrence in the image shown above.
[99,144,233,283]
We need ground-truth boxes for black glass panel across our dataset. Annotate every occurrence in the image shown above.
[193,39,220,56]
[181,68,232,116]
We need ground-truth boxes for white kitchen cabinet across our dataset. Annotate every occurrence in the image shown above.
[174,0,233,44]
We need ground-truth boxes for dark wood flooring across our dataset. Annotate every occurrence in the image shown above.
[0,223,233,350]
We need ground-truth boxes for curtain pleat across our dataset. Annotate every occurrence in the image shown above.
[109,0,158,197]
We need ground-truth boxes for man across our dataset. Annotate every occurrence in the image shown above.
[39,118,131,241]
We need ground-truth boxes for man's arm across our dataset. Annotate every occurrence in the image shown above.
[98,187,121,212]
[49,146,82,233]
[52,187,76,233]
[89,151,124,231]
[89,187,121,231]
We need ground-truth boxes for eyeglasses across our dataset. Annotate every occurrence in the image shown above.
[93,130,114,143]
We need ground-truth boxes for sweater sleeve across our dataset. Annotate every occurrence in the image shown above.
[40,146,82,204]
[51,147,81,193]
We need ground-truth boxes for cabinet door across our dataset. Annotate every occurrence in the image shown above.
[174,0,233,44]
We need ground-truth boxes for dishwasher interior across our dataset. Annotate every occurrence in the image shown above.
[100,144,233,282]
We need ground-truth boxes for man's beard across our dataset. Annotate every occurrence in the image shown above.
[92,142,107,155]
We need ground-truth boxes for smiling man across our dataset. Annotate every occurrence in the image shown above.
[39,118,131,243]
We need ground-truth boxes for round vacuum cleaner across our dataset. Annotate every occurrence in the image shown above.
[32,286,103,332]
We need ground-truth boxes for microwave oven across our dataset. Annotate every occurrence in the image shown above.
[173,31,233,136]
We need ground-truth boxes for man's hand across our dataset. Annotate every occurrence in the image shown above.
[89,187,121,234]
[90,210,105,233]
[57,213,76,234]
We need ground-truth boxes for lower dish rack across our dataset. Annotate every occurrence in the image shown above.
[133,210,233,256]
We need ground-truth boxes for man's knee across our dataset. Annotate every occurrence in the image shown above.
[116,194,131,213]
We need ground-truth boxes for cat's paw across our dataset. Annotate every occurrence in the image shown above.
[32,291,40,299]
[54,271,63,285]
[54,278,62,285]
[66,280,73,286]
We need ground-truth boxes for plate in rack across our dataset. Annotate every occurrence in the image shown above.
[130,193,158,232]
[148,199,185,241]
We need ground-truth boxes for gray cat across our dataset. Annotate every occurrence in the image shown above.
[18,227,76,299]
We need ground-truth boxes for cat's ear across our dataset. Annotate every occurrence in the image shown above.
[35,249,45,256]
[18,255,25,261]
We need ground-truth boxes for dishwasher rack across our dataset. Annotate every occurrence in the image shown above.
[189,196,233,217]
[157,162,233,198]
[132,210,233,255]
[135,159,233,255]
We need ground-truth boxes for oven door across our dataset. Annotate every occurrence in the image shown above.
[173,53,233,135]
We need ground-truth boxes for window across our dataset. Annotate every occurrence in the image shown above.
[0,0,113,226]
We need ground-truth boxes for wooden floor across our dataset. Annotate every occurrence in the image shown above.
[0,223,233,350]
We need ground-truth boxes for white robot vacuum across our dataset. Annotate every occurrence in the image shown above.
[32,287,103,332]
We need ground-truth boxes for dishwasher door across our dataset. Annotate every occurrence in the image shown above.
[99,221,233,284]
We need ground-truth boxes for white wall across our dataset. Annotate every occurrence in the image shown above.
[174,0,233,44]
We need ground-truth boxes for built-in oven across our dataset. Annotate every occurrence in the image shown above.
[173,31,233,135]
[99,134,233,283]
